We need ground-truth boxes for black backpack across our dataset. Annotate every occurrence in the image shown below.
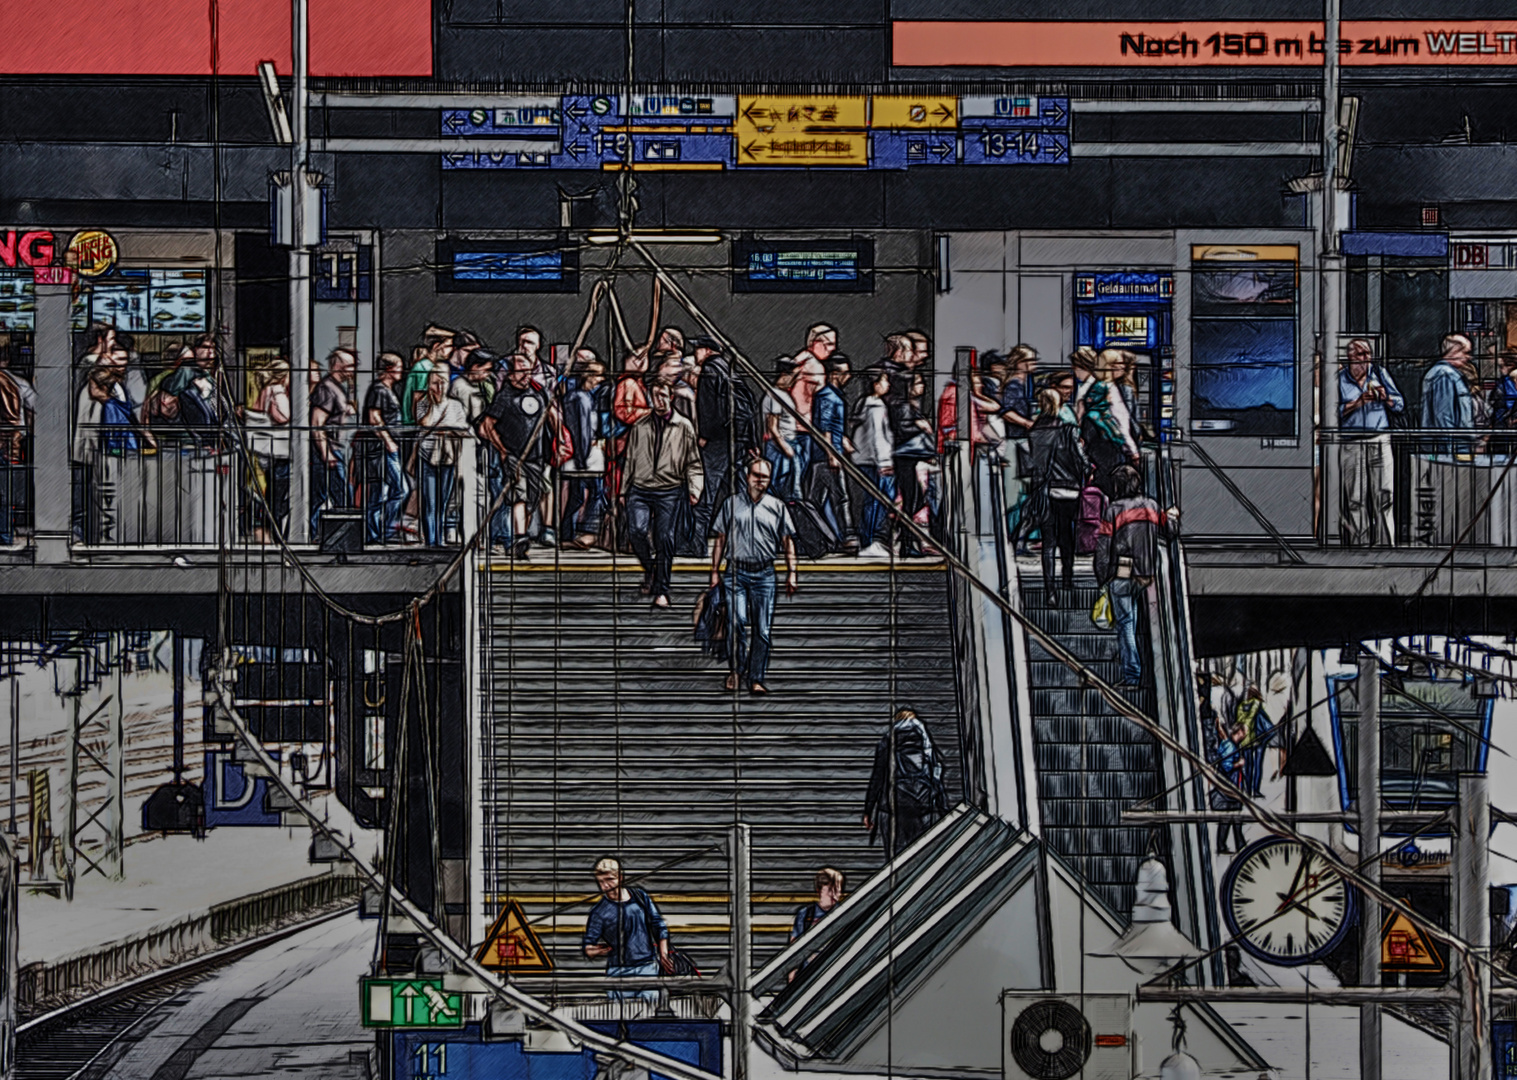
[629,888,701,978]
[892,726,947,814]
[727,367,761,452]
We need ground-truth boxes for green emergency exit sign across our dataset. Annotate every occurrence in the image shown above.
[361,977,465,1029]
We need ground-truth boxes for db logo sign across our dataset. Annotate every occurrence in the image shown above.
[1453,242,1489,269]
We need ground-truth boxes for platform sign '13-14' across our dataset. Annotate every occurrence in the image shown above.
[964,130,1070,165]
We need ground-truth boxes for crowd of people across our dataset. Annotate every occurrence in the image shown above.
[2,316,1155,565]
[1338,332,1517,547]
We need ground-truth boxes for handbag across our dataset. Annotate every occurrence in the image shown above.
[630,888,702,978]
[1091,586,1114,631]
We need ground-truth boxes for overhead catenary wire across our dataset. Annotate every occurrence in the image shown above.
[624,238,1511,986]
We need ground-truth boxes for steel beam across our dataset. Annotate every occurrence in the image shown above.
[1358,648,1382,1080]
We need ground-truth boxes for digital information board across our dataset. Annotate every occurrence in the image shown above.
[435,238,580,294]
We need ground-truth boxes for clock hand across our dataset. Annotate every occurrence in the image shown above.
[1275,850,1311,914]
[1275,893,1320,922]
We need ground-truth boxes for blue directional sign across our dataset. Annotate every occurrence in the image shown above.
[962,129,1070,166]
[441,101,562,137]
[872,131,959,168]
[960,95,1071,129]
[442,95,619,170]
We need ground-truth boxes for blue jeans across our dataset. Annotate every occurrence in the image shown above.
[310,450,348,537]
[857,467,896,548]
[487,456,512,545]
[561,474,604,540]
[418,460,456,547]
[793,432,814,494]
[626,486,684,598]
[764,441,800,501]
[363,446,407,543]
[727,566,777,685]
[1109,577,1147,685]
[607,959,660,1004]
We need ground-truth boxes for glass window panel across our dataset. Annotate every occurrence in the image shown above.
[1192,264,1297,317]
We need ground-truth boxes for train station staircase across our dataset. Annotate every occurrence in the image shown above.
[479,558,961,973]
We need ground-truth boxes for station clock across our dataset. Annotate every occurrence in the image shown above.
[1221,837,1357,966]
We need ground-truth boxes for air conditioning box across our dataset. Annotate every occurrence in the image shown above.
[1002,992,1134,1080]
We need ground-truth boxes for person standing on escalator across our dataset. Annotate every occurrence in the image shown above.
[1094,465,1176,687]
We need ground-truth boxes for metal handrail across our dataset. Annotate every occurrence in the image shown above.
[1145,442,1223,984]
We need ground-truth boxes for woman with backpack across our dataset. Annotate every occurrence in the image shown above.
[1027,387,1089,607]
[1081,349,1141,497]
[862,708,950,857]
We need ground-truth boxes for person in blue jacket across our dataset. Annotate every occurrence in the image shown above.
[584,857,669,1002]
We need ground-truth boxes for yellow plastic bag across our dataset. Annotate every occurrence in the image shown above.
[1091,586,1113,631]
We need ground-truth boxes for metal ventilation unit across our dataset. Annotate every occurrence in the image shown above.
[1002,993,1133,1080]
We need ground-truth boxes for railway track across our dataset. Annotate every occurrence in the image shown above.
[15,905,356,1080]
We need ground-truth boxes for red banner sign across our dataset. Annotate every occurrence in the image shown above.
[894,20,1517,67]
[7,0,431,76]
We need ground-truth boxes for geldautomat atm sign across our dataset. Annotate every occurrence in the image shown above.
[894,20,1517,67]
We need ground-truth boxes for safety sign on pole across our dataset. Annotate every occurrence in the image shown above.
[476,898,553,972]
[1380,907,1444,973]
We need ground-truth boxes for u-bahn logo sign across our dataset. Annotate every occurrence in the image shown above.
[65,231,118,277]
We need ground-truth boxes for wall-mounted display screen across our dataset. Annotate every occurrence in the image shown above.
[436,238,579,293]
[0,267,207,332]
[732,238,874,293]
[1190,260,1298,437]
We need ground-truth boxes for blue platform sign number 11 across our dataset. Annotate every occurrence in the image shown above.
[413,1042,447,1077]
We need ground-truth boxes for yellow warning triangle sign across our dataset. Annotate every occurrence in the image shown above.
[1380,905,1443,973]
[476,899,553,972]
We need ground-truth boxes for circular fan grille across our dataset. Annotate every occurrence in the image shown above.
[1009,1000,1092,1080]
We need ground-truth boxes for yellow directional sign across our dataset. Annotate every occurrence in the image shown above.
[737,133,870,167]
[737,95,867,133]
[872,95,958,129]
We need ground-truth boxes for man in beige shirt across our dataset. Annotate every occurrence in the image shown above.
[622,382,705,608]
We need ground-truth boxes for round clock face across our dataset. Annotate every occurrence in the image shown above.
[1221,837,1356,966]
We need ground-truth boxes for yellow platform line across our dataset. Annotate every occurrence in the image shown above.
[483,560,945,574]
[528,920,794,935]
[488,892,818,906]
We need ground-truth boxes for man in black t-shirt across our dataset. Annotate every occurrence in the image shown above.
[360,353,407,544]
[309,348,356,537]
[478,354,552,558]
